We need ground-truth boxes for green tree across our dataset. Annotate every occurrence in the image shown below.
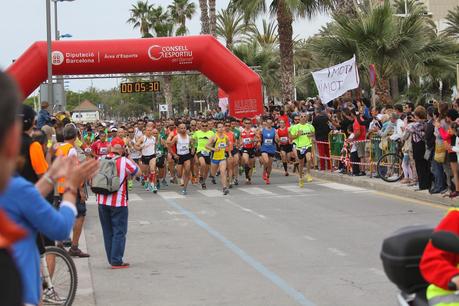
[127,1,154,38]
[168,0,196,36]
[199,0,210,34]
[443,6,459,39]
[248,19,278,48]
[216,6,252,49]
[232,0,334,102]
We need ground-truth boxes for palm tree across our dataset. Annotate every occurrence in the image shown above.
[216,6,252,49]
[168,0,196,36]
[333,0,357,16]
[127,0,154,38]
[232,0,334,102]
[199,0,210,34]
[443,6,459,39]
[209,0,217,36]
[248,19,278,48]
[309,1,456,103]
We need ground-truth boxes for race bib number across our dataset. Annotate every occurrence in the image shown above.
[243,138,251,145]
[280,137,288,143]
[181,145,188,151]
[300,147,307,155]
[201,151,210,157]
[218,143,227,149]
[100,147,108,155]
[264,139,273,145]
[156,151,162,157]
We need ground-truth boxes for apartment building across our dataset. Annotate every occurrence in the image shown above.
[417,0,458,30]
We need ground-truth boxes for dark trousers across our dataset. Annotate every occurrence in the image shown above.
[431,160,446,192]
[316,142,331,170]
[415,158,431,190]
[350,151,360,174]
[0,249,22,306]
[98,205,128,265]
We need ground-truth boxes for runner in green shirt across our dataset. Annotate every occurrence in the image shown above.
[193,121,215,189]
[155,126,169,188]
[289,113,315,187]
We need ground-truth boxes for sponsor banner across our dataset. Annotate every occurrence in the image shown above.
[312,55,360,103]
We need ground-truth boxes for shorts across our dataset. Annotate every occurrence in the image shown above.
[132,158,140,165]
[211,159,225,165]
[77,200,87,218]
[296,147,312,159]
[356,142,366,159]
[280,144,293,153]
[141,154,156,165]
[255,149,262,157]
[197,152,211,165]
[449,152,458,163]
[242,148,256,158]
[231,148,239,156]
[261,151,276,158]
[178,153,193,165]
[156,155,166,168]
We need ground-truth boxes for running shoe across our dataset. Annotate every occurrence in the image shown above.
[306,175,313,183]
[201,182,207,190]
[151,183,158,194]
[43,288,66,304]
[246,178,252,185]
[199,177,204,185]
[223,187,229,195]
[234,178,239,186]
[284,172,289,177]
[161,179,168,187]
[265,177,270,185]
[262,171,267,182]
[181,188,187,195]
[128,180,133,191]
[211,176,217,185]
[156,181,161,190]
[229,183,233,189]
[144,181,150,190]
[298,178,305,188]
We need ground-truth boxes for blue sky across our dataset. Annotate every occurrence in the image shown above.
[0,0,330,93]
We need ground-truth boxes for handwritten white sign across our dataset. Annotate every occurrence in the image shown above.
[312,55,360,103]
[159,104,168,112]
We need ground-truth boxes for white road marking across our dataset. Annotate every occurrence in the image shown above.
[327,248,347,256]
[196,189,224,197]
[369,268,385,276]
[128,220,151,225]
[159,192,185,199]
[164,210,184,215]
[304,235,317,241]
[238,187,275,195]
[225,199,267,220]
[319,182,367,192]
[277,184,314,193]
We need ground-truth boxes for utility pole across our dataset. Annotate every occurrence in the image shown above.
[46,0,54,111]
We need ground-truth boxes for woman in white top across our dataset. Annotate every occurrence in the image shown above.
[168,123,194,195]
[135,123,158,193]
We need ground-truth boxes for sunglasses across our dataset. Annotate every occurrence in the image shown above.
[202,125,208,127]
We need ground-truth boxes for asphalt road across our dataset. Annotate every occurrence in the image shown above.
[82,171,446,306]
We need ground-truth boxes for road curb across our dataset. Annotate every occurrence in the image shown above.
[73,228,97,306]
[310,170,458,207]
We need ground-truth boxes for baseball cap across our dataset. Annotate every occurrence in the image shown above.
[110,137,125,148]
[21,104,36,131]
[110,126,118,132]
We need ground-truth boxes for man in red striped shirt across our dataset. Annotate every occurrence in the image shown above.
[97,137,139,269]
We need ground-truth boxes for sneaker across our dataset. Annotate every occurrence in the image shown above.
[151,184,158,194]
[234,178,239,186]
[161,179,168,187]
[266,177,270,185]
[246,178,252,185]
[223,187,229,195]
[111,262,130,269]
[262,171,267,182]
[144,181,150,190]
[229,183,233,189]
[284,172,289,177]
[306,175,313,183]
[201,182,207,190]
[181,189,187,195]
[156,181,161,190]
[298,178,305,188]
[68,246,90,258]
[199,177,204,185]
[43,288,66,304]
[211,176,217,185]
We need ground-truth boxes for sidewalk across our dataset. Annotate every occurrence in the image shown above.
[310,169,458,207]
[72,228,96,306]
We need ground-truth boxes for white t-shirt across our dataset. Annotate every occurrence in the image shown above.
[141,136,156,156]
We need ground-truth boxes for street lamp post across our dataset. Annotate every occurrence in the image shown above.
[46,0,54,111]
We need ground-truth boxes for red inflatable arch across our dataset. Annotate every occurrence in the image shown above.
[6,35,263,119]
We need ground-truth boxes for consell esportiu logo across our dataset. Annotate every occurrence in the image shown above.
[148,45,193,61]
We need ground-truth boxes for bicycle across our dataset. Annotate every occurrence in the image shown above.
[41,246,78,305]
[376,140,403,183]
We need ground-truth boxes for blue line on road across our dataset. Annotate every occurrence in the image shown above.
[165,198,316,306]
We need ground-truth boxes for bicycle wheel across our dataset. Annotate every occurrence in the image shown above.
[42,246,78,306]
[377,153,403,183]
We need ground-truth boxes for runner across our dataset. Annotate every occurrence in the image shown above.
[240,118,258,184]
[135,123,158,193]
[154,126,168,190]
[126,127,141,190]
[91,128,110,158]
[259,117,277,184]
[289,113,315,187]
[277,119,293,176]
[207,122,231,195]
[193,120,214,190]
[230,119,241,185]
[166,121,178,184]
[168,123,193,195]
[189,120,199,184]
[224,120,236,188]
